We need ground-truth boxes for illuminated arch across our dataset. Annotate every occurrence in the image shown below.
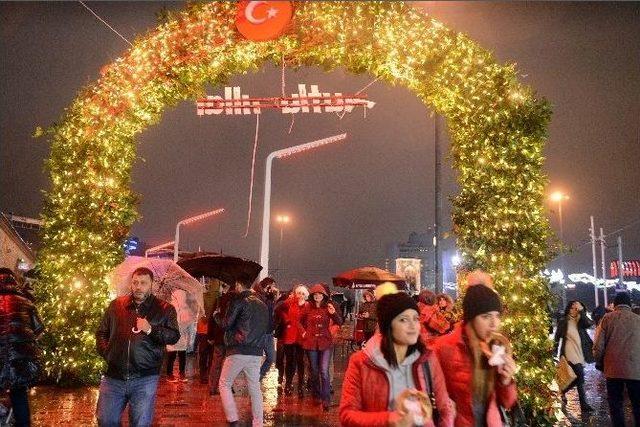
[38,1,554,419]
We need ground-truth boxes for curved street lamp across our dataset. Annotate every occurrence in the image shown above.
[550,191,569,308]
[174,208,225,262]
[259,133,347,279]
[275,214,291,278]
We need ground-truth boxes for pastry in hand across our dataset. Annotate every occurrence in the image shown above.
[397,388,432,426]
[479,332,512,367]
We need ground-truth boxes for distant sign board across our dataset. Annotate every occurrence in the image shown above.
[396,258,421,294]
[610,260,640,278]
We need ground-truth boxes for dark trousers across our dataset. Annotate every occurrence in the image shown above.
[208,344,225,392]
[284,343,305,390]
[606,378,640,427]
[260,333,275,380]
[9,386,30,427]
[275,339,285,383]
[563,362,588,407]
[166,350,186,377]
[196,334,212,382]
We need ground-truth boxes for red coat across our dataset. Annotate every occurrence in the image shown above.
[432,324,517,427]
[299,302,342,351]
[419,302,439,343]
[281,299,306,345]
[339,338,455,427]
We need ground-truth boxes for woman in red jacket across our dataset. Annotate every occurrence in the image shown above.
[417,290,438,344]
[340,292,455,427]
[300,284,343,410]
[432,271,518,427]
[282,284,308,396]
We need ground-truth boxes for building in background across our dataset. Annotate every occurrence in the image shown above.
[389,232,432,290]
[395,257,422,294]
[0,213,39,273]
[123,236,147,256]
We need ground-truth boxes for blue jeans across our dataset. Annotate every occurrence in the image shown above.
[260,333,275,380]
[307,348,331,404]
[96,375,159,427]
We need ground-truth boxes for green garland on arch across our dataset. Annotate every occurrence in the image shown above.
[37,1,558,422]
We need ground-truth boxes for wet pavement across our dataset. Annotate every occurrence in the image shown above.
[28,341,353,426]
[559,363,635,427]
[22,324,636,426]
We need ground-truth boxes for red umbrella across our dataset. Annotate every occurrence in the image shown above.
[332,266,406,290]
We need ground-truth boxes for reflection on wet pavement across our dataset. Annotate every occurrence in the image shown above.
[28,328,635,426]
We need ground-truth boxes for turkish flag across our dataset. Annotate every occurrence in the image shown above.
[235,1,293,42]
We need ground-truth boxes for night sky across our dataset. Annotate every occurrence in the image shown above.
[1,2,639,286]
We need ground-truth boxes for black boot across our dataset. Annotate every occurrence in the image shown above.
[577,383,593,412]
[581,403,594,413]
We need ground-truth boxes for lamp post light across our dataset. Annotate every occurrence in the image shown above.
[449,253,461,288]
[275,214,291,278]
[550,191,569,308]
[451,253,461,268]
[550,192,569,246]
[259,133,347,279]
[174,208,225,262]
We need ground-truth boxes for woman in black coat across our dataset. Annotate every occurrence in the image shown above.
[553,300,594,413]
[0,268,44,426]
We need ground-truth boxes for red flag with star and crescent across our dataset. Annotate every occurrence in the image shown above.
[235,1,293,41]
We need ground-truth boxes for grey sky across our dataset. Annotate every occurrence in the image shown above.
[1,2,639,285]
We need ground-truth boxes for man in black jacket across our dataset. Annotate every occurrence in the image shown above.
[253,277,280,381]
[217,272,268,427]
[95,267,179,427]
[0,267,44,427]
[206,280,235,395]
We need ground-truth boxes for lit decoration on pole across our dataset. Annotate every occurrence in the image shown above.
[144,240,175,258]
[37,2,556,421]
[174,208,225,262]
[259,133,347,279]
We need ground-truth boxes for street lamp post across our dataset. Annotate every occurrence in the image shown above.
[550,191,569,308]
[259,133,347,280]
[174,208,225,262]
[275,214,290,278]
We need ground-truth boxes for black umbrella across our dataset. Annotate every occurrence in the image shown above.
[178,254,262,285]
[332,266,406,290]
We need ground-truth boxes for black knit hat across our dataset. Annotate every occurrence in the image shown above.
[613,292,631,307]
[463,284,502,322]
[377,292,419,331]
[0,268,17,284]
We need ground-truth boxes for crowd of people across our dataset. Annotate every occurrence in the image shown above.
[1,265,639,426]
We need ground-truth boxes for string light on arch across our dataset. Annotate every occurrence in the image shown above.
[36,2,555,421]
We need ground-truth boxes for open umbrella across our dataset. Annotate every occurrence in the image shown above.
[332,266,406,290]
[177,254,262,285]
[109,256,204,316]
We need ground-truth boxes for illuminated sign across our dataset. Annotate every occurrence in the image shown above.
[196,84,375,116]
